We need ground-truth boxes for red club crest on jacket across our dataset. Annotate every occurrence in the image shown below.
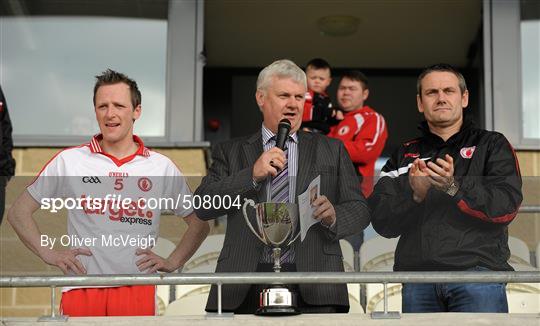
[460,146,476,159]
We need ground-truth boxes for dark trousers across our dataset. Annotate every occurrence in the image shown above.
[233,263,347,314]
[402,282,508,312]
[402,267,508,313]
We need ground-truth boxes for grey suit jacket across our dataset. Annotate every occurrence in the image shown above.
[194,130,370,311]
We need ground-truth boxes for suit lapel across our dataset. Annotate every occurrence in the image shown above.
[242,132,264,202]
[242,132,262,167]
[295,131,316,198]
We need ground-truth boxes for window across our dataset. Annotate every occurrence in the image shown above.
[0,0,205,146]
[2,16,167,137]
[486,0,540,148]
[520,0,540,140]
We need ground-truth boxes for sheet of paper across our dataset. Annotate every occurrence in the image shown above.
[298,175,321,242]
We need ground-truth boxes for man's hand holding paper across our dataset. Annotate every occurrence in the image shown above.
[299,175,336,241]
[312,195,336,228]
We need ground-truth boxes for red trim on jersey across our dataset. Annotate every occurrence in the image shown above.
[28,144,89,187]
[457,200,519,224]
[90,134,150,167]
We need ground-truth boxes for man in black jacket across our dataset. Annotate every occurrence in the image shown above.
[369,64,522,313]
[0,86,16,224]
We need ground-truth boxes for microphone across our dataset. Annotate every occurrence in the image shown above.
[275,119,291,150]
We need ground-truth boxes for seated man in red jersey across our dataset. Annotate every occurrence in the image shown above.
[328,70,388,198]
[8,69,209,316]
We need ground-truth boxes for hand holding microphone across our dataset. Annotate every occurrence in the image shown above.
[274,118,291,151]
[252,119,291,182]
[270,118,291,169]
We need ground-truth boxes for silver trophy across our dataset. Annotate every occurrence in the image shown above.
[242,198,300,315]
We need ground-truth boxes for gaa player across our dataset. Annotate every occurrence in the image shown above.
[7,69,209,316]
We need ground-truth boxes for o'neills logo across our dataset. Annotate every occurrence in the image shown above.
[460,146,476,159]
[109,172,129,177]
[138,177,152,192]
[80,195,153,225]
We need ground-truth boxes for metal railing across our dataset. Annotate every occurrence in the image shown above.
[519,205,540,213]
[1,271,539,320]
[2,205,539,320]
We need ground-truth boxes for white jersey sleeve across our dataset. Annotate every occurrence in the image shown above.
[27,151,67,204]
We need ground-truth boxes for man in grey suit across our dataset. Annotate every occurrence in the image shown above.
[194,59,370,313]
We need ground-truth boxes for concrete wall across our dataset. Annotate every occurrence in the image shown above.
[511,151,540,250]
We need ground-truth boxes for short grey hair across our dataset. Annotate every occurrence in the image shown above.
[417,63,467,95]
[256,59,307,92]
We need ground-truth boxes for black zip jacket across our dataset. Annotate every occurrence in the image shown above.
[0,86,15,178]
[369,120,522,271]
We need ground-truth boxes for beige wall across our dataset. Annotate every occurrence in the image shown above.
[510,151,540,250]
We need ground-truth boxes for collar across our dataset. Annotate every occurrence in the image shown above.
[343,105,369,117]
[418,117,475,144]
[89,134,150,157]
[261,124,298,146]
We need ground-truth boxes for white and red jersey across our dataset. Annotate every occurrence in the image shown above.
[27,134,193,285]
[328,106,388,197]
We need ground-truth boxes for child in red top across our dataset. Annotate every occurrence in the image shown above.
[301,58,342,134]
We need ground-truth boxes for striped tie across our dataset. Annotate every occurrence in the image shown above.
[261,146,295,264]
[270,149,289,203]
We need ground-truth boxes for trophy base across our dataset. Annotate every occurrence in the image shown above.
[255,306,300,316]
[256,286,301,316]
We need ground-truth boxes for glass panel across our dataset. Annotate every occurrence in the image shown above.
[520,0,540,140]
[1,16,167,137]
[521,21,540,140]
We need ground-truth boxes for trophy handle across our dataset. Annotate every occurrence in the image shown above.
[242,198,266,243]
[287,231,300,246]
